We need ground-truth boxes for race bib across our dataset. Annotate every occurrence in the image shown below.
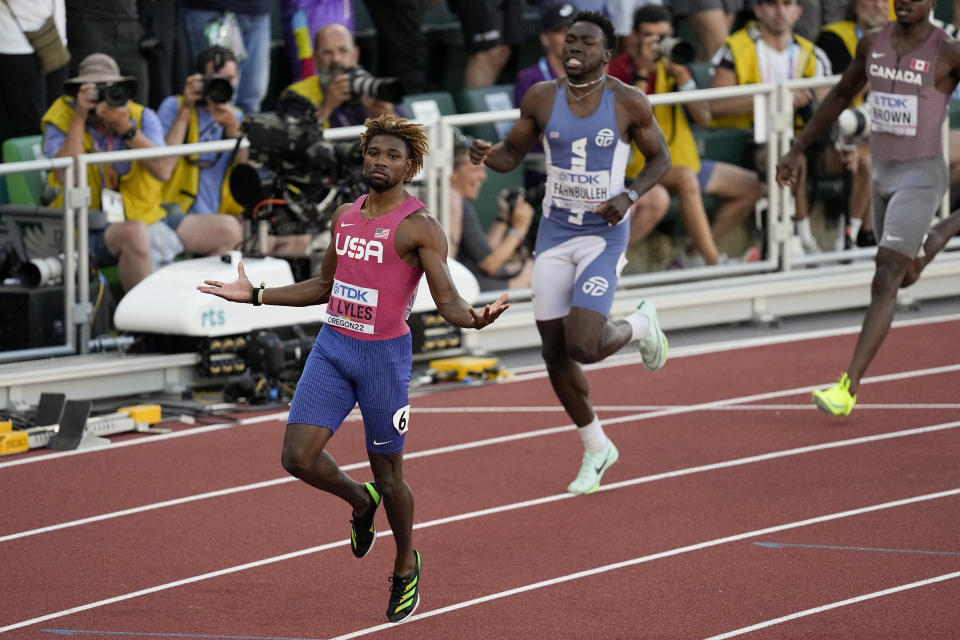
[868,91,918,137]
[326,278,378,334]
[544,165,611,213]
[101,188,125,223]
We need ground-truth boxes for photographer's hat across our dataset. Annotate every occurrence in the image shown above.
[65,53,137,87]
[542,3,577,32]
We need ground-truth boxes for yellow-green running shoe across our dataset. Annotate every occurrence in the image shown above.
[567,439,620,495]
[387,549,422,623]
[350,482,381,558]
[812,373,857,416]
[637,300,668,372]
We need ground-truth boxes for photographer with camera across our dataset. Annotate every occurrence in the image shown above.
[284,23,401,129]
[41,52,176,292]
[448,143,533,291]
[609,5,765,267]
[156,45,246,259]
[709,0,833,255]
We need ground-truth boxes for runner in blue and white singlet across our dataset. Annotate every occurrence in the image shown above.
[536,83,635,318]
[467,11,673,496]
[541,86,632,231]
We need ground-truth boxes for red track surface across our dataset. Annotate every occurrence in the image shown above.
[2,317,959,639]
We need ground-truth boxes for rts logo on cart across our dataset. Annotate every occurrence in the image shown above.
[201,309,226,328]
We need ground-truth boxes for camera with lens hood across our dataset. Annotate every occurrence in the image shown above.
[657,36,695,65]
[64,80,136,107]
[202,74,234,104]
[830,104,871,152]
[345,66,405,103]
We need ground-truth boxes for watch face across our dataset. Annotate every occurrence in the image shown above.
[627,189,639,202]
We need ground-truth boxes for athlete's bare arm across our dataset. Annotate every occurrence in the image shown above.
[621,83,670,190]
[935,36,960,94]
[777,32,874,188]
[592,83,671,225]
[397,210,509,329]
[197,203,350,306]
[468,81,553,172]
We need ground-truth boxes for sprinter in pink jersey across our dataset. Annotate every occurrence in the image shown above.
[199,115,509,623]
[777,0,960,416]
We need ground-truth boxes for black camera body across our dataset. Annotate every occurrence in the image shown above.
[502,184,546,217]
[64,80,136,107]
[346,66,405,103]
[203,74,234,104]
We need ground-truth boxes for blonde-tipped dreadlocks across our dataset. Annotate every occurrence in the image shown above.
[359,114,429,182]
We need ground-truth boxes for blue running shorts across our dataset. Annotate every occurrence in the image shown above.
[532,212,629,320]
[288,325,413,454]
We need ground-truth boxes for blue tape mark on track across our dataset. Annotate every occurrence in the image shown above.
[754,541,960,556]
[43,630,328,640]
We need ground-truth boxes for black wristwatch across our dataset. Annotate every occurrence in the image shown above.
[121,124,137,141]
[624,189,640,203]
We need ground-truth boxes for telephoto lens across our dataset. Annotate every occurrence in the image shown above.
[98,82,134,107]
[657,36,695,65]
[204,75,234,104]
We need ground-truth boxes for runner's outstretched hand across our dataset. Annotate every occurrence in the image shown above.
[469,292,510,329]
[198,261,254,303]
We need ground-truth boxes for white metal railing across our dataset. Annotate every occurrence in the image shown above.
[2,77,958,361]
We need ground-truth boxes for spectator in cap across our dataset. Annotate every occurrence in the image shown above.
[41,53,234,292]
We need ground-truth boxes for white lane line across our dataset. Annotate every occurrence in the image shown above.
[324,489,960,640]
[702,572,960,639]
[4,367,960,543]
[3,312,958,469]
[404,403,960,413]
[2,482,958,635]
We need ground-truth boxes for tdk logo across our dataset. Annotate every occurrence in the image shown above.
[582,276,609,296]
[335,234,384,263]
[560,173,600,184]
[873,95,909,108]
[332,282,369,302]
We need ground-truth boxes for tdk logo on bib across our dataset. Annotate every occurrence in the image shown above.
[332,282,369,302]
[595,128,615,147]
[582,276,609,296]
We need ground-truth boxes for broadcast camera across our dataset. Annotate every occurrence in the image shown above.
[229,90,367,242]
[64,80,136,107]
[657,36,695,65]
